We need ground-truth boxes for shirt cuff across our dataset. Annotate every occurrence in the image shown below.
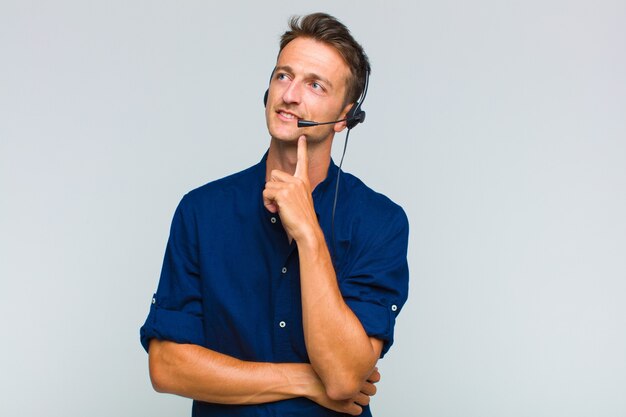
[344,298,396,357]
[140,295,205,352]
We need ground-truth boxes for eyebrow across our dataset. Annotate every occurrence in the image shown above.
[274,65,334,89]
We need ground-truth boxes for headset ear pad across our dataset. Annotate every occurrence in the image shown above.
[345,103,366,130]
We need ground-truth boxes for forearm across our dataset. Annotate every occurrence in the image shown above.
[297,226,380,399]
[148,339,313,404]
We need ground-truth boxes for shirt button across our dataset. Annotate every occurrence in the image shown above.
[152,297,156,305]
[270,217,277,224]
[281,267,287,274]
[391,304,398,312]
[279,321,286,328]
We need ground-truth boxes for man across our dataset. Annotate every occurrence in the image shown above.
[140,12,409,416]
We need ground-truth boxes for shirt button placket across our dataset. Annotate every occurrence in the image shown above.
[274,253,294,356]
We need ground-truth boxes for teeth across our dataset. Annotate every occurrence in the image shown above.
[280,111,296,119]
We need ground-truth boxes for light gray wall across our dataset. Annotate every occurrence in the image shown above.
[1,1,625,416]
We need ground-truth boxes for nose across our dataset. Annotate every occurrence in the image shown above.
[282,79,302,105]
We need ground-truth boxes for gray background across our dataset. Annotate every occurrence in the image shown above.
[1,1,625,416]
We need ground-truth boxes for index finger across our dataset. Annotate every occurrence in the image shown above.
[294,135,308,179]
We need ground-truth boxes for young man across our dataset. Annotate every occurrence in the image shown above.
[140,12,409,416]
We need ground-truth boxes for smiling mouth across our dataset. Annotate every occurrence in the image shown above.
[277,110,300,121]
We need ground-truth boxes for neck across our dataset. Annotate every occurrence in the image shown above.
[266,137,332,190]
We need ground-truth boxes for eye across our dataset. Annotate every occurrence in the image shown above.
[310,81,326,93]
[276,73,289,81]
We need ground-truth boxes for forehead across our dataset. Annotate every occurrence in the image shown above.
[277,37,350,88]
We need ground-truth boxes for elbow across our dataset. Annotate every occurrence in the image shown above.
[324,376,364,401]
[150,374,167,394]
[322,353,380,400]
[318,354,380,401]
[148,339,174,394]
[149,362,167,393]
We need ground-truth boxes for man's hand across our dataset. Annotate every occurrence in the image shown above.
[263,136,318,242]
[306,367,381,416]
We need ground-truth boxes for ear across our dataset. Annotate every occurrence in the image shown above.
[333,102,355,133]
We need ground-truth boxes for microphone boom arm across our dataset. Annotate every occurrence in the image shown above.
[297,118,347,128]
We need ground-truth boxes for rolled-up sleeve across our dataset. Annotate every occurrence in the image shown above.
[340,205,409,358]
[140,194,205,352]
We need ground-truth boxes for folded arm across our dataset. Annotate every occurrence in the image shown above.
[297,228,383,400]
[148,339,378,415]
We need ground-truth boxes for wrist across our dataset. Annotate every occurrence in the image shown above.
[282,363,320,399]
[293,224,325,253]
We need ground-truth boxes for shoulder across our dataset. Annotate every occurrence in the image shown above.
[178,162,262,211]
[340,172,408,230]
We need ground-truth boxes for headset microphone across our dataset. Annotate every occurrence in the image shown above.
[297,109,367,129]
[297,118,347,128]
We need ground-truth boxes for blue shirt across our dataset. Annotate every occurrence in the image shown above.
[140,153,409,416]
